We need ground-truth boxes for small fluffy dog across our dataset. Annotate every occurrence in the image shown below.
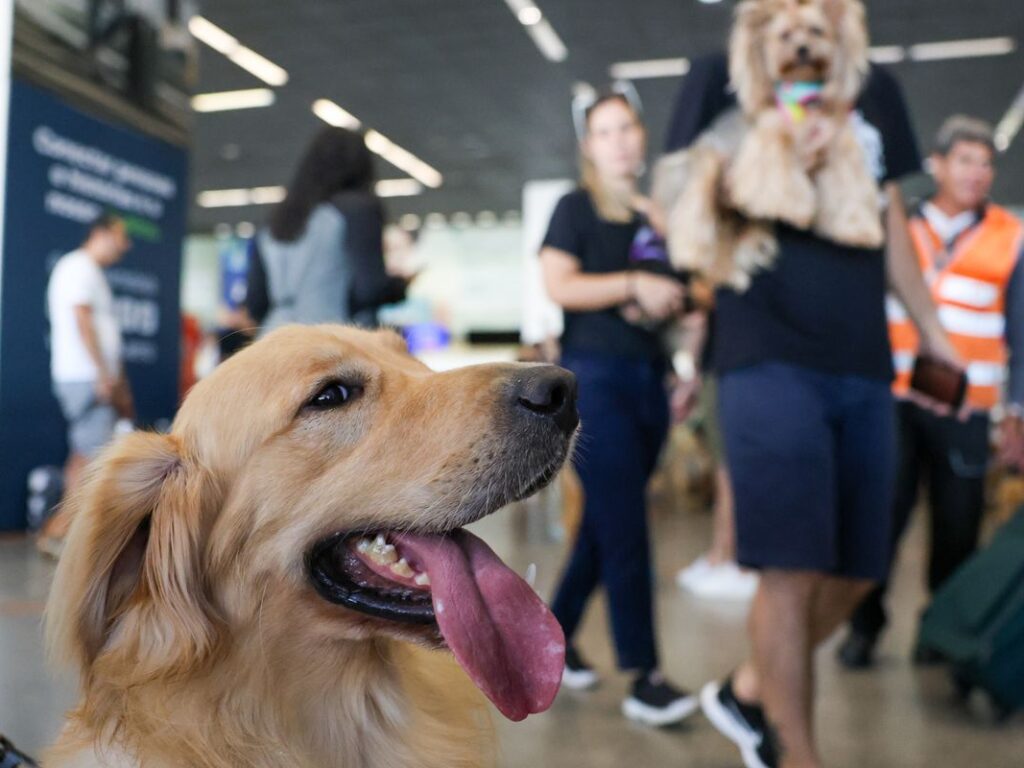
[656,0,882,289]
[44,325,578,768]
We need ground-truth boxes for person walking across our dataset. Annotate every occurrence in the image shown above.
[41,212,133,558]
[666,49,960,768]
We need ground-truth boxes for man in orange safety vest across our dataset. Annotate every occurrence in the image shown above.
[839,115,1024,669]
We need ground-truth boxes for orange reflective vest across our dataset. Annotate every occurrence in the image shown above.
[888,203,1024,411]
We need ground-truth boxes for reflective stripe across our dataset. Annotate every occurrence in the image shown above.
[967,361,1006,387]
[938,305,1005,338]
[892,351,914,373]
[937,274,1000,308]
[886,295,909,322]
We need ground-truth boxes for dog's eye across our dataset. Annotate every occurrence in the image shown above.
[308,382,357,410]
[780,30,792,41]
[810,25,825,37]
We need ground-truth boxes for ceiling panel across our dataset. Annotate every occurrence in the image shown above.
[189,0,1024,230]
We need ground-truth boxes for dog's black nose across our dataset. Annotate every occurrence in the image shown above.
[797,44,811,60]
[513,366,579,435]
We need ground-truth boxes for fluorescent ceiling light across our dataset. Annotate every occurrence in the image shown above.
[526,19,567,62]
[197,188,251,208]
[909,36,1015,62]
[312,99,362,129]
[192,88,275,112]
[995,82,1024,153]
[197,186,286,208]
[517,6,542,25]
[228,46,289,87]
[365,129,443,188]
[375,179,424,197]
[610,57,690,80]
[503,0,568,62]
[188,15,236,55]
[867,45,906,64]
[188,15,289,86]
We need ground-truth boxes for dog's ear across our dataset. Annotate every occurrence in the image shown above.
[46,431,223,683]
[823,0,869,105]
[729,0,776,113]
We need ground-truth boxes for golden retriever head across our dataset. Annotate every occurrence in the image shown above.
[46,325,577,762]
[729,0,868,113]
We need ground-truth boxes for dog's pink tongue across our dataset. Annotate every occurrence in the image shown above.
[391,530,564,721]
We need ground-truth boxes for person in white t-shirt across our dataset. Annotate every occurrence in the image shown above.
[40,213,132,557]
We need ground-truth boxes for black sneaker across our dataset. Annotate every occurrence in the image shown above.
[561,646,600,690]
[837,629,878,670]
[621,670,698,726]
[701,676,777,768]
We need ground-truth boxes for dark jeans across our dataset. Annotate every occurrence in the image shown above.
[550,353,669,672]
[851,400,990,637]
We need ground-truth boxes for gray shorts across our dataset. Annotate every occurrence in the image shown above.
[53,381,117,458]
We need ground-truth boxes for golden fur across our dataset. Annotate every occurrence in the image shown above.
[656,0,882,290]
[44,324,575,768]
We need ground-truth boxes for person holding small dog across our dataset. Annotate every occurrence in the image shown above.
[541,91,697,727]
[657,2,962,766]
[838,115,1024,670]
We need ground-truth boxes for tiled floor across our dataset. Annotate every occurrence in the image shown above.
[1,477,1022,766]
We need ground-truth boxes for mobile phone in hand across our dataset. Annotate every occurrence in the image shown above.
[910,355,968,410]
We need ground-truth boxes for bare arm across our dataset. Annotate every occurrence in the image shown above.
[73,305,114,400]
[884,183,961,365]
[541,246,685,318]
[540,246,631,311]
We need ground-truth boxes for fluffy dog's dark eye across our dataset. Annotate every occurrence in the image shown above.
[309,383,356,410]
[810,25,825,37]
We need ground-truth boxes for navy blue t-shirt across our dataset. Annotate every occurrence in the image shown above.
[542,189,665,361]
[665,53,922,381]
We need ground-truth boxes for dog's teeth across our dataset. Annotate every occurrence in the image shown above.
[373,534,388,549]
[391,558,414,578]
[355,538,373,554]
[374,546,398,566]
[414,572,431,586]
[524,562,537,588]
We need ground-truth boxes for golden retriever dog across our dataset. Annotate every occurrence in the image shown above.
[44,324,578,768]
[655,0,880,290]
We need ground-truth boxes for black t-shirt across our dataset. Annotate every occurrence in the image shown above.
[666,53,922,380]
[542,189,665,361]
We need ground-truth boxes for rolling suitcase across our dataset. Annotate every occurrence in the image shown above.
[917,506,1024,720]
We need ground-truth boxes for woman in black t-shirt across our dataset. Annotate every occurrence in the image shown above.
[540,93,696,725]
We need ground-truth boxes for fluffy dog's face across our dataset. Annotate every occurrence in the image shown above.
[763,3,836,83]
[730,0,868,112]
[48,325,578,725]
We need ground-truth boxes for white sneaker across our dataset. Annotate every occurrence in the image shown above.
[676,555,712,590]
[687,561,759,601]
[561,647,600,690]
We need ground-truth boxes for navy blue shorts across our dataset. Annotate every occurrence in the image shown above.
[719,362,896,581]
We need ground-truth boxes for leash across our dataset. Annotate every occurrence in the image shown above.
[0,736,38,768]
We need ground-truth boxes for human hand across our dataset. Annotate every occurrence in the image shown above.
[997,413,1024,471]
[95,372,114,403]
[670,375,702,424]
[633,272,685,321]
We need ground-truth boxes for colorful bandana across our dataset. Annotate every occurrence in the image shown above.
[774,81,824,124]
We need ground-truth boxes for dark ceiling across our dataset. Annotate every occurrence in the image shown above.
[190,0,1024,231]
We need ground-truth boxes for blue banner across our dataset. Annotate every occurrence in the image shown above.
[0,79,188,529]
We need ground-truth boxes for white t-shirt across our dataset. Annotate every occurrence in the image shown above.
[47,250,123,383]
